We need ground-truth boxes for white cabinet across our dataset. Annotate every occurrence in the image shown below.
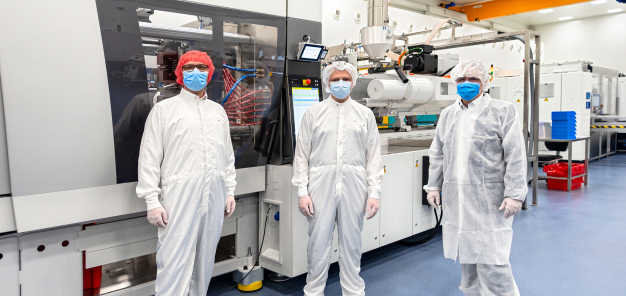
[538,74,563,123]
[379,152,414,247]
[361,204,380,253]
[0,237,19,296]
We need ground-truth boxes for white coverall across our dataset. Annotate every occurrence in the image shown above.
[425,94,527,296]
[292,98,384,296]
[137,88,236,296]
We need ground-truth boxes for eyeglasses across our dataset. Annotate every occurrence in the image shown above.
[456,77,482,83]
[182,64,209,71]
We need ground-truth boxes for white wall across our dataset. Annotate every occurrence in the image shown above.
[321,0,527,72]
[535,13,626,73]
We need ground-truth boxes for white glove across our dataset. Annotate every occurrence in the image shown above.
[366,198,379,220]
[225,195,236,218]
[147,206,168,227]
[298,195,314,218]
[427,190,440,208]
[499,197,522,219]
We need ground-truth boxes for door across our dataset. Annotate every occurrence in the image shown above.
[379,152,414,246]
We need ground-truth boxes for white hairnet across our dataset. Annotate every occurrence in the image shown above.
[322,61,358,93]
[450,59,490,91]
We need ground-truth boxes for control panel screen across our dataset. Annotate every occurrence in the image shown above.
[292,87,320,138]
[299,44,324,61]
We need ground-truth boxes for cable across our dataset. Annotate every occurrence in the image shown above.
[398,206,443,246]
[408,46,423,54]
[398,50,408,66]
[223,63,257,72]
[221,74,257,105]
[439,65,455,77]
[219,204,272,296]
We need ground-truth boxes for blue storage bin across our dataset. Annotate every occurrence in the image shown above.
[552,118,577,124]
[552,135,577,140]
[552,111,576,120]
[552,131,577,139]
[552,125,576,131]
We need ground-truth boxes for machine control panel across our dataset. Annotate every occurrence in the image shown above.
[289,77,322,139]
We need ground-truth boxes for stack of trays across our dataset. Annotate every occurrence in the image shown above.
[551,111,576,140]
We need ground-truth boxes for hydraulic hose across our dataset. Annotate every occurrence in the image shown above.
[425,18,452,45]
[221,74,257,105]
[398,206,443,246]
[223,63,257,72]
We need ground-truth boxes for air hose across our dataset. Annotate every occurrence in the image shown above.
[221,73,257,105]
[223,64,258,72]
[398,206,443,246]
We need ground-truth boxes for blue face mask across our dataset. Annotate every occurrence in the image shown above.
[457,81,482,101]
[183,68,208,91]
[329,80,352,99]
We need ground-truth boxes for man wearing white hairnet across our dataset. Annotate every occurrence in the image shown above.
[424,59,527,296]
[292,61,384,296]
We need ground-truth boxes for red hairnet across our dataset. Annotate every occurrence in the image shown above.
[175,50,215,85]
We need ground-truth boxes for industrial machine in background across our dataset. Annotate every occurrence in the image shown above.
[0,0,543,295]
[0,0,295,295]
[490,61,624,160]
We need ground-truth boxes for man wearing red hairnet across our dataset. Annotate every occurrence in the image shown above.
[136,50,237,295]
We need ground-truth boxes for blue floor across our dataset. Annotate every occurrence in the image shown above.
[208,153,626,296]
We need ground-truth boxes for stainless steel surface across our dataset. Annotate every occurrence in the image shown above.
[382,145,430,155]
[397,23,462,38]
[532,34,541,207]
[538,137,591,142]
[382,139,431,155]
[361,26,393,60]
[77,217,155,253]
[0,0,117,197]
[138,22,252,45]
[97,254,157,295]
[86,238,157,269]
[233,266,264,285]
[95,281,155,296]
[398,30,541,52]
[367,0,388,27]
[0,197,16,233]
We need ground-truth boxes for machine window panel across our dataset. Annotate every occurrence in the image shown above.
[96,0,286,183]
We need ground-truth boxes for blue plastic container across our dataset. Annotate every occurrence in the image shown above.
[552,111,576,121]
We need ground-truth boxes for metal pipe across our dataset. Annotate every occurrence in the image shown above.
[367,0,389,27]
[138,22,252,45]
[396,23,462,39]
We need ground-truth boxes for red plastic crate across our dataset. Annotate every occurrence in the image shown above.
[543,162,586,191]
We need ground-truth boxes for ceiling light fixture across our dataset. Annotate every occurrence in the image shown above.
[559,16,573,20]
[590,0,607,4]
[539,9,554,13]
[607,8,623,13]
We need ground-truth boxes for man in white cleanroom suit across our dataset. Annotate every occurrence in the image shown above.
[424,59,527,296]
[292,61,384,296]
[137,50,237,296]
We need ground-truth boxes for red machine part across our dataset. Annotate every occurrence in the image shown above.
[222,66,271,126]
